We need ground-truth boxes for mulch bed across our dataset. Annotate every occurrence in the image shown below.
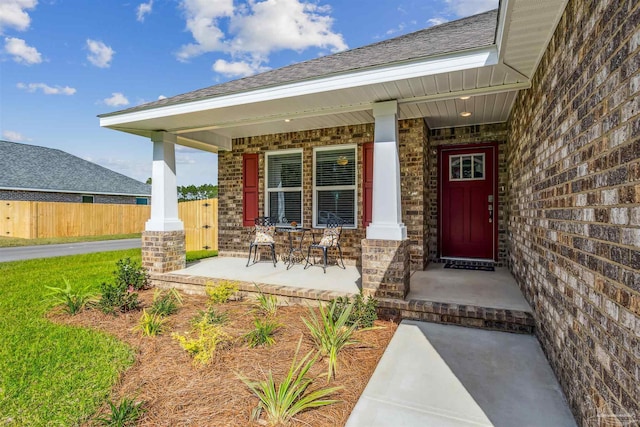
[53,290,397,426]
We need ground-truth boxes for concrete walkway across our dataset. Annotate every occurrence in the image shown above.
[0,238,141,262]
[346,320,577,427]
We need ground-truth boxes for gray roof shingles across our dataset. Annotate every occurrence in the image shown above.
[101,9,498,118]
[0,140,151,196]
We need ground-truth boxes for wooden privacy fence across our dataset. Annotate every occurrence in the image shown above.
[0,198,218,251]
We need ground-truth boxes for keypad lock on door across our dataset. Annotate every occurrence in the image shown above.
[488,195,494,223]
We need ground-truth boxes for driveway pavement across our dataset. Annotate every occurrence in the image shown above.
[0,238,141,262]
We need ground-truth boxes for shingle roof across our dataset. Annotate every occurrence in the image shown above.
[0,140,151,196]
[101,9,498,118]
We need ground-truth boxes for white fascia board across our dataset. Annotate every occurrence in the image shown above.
[99,46,499,129]
[0,186,150,197]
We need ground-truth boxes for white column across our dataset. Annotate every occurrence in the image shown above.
[366,100,407,240]
[145,131,184,231]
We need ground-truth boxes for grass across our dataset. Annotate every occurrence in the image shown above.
[0,249,139,426]
[0,233,141,248]
[185,249,218,262]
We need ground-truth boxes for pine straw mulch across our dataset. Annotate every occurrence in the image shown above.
[52,290,397,427]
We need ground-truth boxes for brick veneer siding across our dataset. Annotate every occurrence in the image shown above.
[361,239,410,299]
[427,124,509,265]
[142,230,186,273]
[0,189,146,204]
[507,0,640,423]
[218,119,429,271]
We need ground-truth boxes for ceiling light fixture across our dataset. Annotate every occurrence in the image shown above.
[284,119,291,122]
[459,96,471,100]
[460,112,472,117]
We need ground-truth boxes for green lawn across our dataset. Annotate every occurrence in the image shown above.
[0,233,141,248]
[0,250,140,426]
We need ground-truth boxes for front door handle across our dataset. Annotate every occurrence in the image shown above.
[488,204,493,223]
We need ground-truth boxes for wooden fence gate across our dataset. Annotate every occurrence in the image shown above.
[178,198,218,252]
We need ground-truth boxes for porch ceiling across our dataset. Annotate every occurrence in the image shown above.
[99,0,568,153]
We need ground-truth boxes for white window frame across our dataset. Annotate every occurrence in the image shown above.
[312,144,358,229]
[449,153,486,181]
[265,148,303,226]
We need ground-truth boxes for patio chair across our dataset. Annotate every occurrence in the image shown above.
[304,218,346,273]
[246,216,277,267]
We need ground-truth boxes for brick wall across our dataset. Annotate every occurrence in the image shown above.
[427,124,509,265]
[508,0,640,423]
[0,189,145,204]
[218,119,428,270]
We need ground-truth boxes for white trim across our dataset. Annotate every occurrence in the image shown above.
[265,148,303,226]
[100,46,498,128]
[312,144,358,229]
[0,186,150,197]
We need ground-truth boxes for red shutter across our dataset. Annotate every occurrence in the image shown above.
[242,153,259,226]
[362,142,374,227]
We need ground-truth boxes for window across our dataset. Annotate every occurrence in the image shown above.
[450,153,485,181]
[81,195,94,203]
[136,197,149,205]
[313,146,356,228]
[265,150,302,226]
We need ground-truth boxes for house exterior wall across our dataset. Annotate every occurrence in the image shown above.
[427,124,510,265]
[0,189,146,204]
[508,0,640,423]
[218,119,429,271]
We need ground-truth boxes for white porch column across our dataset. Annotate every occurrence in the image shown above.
[145,131,183,231]
[366,100,407,240]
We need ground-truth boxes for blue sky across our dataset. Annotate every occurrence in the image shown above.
[0,0,497,186]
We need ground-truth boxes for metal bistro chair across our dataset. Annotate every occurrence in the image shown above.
[246,216,277,267]
[304,218,346,273]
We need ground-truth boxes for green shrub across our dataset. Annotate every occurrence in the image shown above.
[98,281,139,315]
[205,280,239,304]
[134,309,167,337]
[302,300,359,381]
[191,306,229,327]
[96,397,144,427]
[255,287,279,316]
[244,318,281,348]
[238,338,342,425]
[331,293,378,328]
[114,258,149,291]
[149,288,182,316]
[172,323,231,365]
[44,277,95,315]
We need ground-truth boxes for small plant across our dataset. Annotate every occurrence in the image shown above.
[172,323,231,365]
[302,300,359,381]
[149,288,183,316]
[244,318,281,348]
[98,281,140,315]
[255,287,279,316]
[205,280,239,304]
[44,277,95,315]
[191,306,229,327]
[114,258,149,291]
[238,338,342,425]
[96,397,144,427]
[134,309,167,336]
[332,293,378,328]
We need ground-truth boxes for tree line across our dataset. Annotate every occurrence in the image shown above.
[145,179,218,202]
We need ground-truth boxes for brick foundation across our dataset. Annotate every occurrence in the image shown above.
[142,230,186,273]
[361,239,410,299]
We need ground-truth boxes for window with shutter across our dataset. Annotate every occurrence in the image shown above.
[313,145,357,228]
[242,153,259,226]
[265,150,303,226]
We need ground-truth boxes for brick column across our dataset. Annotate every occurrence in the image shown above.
[142,230,186,273]
[361,239,410,299]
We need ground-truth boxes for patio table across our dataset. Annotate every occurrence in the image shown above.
[276,227,310,270]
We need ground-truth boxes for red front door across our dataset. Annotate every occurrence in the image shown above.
[440,144,496,259]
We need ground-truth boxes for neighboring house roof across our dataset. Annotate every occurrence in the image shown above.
[0,140,151,196]
[101,10,497,118]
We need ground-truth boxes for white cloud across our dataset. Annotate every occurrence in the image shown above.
[158,95,167,100]
[86,39,114,68]
[2,129,30,142]
[0,0,37,33]
[4,36,41,64]
[427,17,448,26]
[103,92,129,106]
[137,0,153,22]
[17,82,76,95]
[85,156,151,183]
[177,0,347,77]
[446,0,498,17]
[212,59,269,78]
